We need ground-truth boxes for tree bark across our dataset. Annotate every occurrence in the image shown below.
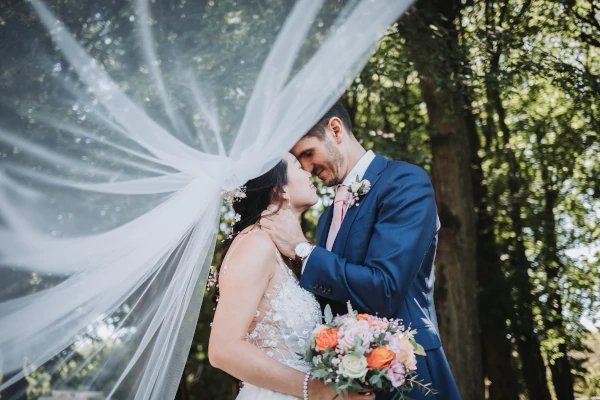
[403,1,484,398]
[538,139,575,400]
[489,89,552,400]
[465,108,520,400]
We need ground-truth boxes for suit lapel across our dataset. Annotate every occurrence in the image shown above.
[331,155,388,254]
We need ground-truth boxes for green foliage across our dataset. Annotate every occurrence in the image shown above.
[167,0,600,397]
[1,0,599,399]
[576,332,600,397]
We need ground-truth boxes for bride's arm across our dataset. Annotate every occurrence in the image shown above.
[209,233,373,400]
[208,233,307,397]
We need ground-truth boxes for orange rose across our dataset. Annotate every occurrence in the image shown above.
[366,345,396,370]
[356,314,371,321]
[315,328,340,351]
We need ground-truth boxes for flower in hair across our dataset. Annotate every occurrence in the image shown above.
[222,186,247,205]
[227,213,242,240]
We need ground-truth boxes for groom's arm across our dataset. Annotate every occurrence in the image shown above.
[300,166,437,317]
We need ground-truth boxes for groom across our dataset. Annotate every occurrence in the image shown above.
[261,102,461,400]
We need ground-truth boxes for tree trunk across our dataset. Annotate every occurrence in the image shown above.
[489,89,552,400]
[538,144,575,400]
[507,211,551,400]
[465,109,520,400]
[403,1,484,398]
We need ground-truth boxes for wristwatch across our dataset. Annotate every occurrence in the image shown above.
[294,241,315,263]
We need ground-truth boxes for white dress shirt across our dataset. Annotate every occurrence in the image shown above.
[302,150,376,272]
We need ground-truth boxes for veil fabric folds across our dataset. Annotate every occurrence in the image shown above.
[0,0,413,398]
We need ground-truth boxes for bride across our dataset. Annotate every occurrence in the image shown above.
[208,153,374,400]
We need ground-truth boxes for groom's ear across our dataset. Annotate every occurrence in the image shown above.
[328,117,344,144]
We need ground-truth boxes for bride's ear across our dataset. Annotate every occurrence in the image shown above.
[282,192,291,209]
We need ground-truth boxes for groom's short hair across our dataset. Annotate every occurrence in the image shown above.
[305,101,354,139]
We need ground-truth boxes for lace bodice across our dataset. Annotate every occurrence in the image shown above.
[221,229,322,371]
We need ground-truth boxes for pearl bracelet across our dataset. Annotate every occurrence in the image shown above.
[303,372,310,400]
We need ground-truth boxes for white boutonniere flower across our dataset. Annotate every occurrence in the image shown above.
[347,178,371,208]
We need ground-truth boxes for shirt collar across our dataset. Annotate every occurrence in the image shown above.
[342,150,376,186]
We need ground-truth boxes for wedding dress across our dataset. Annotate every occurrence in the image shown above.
[221,229,322,400]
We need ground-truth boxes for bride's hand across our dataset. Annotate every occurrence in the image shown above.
[260,206,307,259]
[308,379,375,400]
[345,388,376,400]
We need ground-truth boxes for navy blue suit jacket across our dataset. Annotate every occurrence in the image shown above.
[300,155,461,399]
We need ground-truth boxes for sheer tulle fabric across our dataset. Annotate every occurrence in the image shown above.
[0,0,412,398]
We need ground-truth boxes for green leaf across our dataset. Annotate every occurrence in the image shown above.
[311,369,331,379]
[410,338,426,356]
[369,373,381,386]
[374,332,389,347]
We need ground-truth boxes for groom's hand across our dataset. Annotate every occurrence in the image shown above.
[260,206,306,259]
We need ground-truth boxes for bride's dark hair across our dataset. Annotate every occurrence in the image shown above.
[212,160,288,301]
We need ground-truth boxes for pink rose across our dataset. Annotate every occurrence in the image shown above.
[386,360,406,388]
[405,353,417,371]
[385,333,402,354]
[337,321,374,351]
[395,335,417,371]
[334,314,351,324]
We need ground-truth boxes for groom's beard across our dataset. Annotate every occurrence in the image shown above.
[321,140,345,187]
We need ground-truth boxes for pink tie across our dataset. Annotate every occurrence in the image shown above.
[326,185,350,251]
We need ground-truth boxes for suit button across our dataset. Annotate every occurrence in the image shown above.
[313,284,319,290]
[326,289,332,295]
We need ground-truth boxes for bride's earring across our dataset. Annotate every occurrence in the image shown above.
[283,192,291,209]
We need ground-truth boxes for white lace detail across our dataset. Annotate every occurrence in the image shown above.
[225,229,322,371]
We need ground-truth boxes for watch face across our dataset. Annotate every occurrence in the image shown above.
[296,242,310,257]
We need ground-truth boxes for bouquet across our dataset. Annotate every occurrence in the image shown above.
[305,302,437,399]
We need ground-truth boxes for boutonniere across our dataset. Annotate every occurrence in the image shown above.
[347,178,371,208]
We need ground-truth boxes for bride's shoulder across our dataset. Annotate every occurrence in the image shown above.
[219,231,277,296]
[219,230,277,285]
[226,229,277,266]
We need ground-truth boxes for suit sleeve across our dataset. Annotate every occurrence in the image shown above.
[299,166,438,317]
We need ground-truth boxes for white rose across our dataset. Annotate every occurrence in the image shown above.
[362,180,371,189]
[338,320,373,351]
[385,332,402,354]
[351,182,362,193]
[338,353,369,379]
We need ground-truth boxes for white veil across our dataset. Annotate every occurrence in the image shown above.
[0,0,413,398]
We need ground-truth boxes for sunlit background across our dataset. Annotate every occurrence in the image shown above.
[0,0,599,399]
